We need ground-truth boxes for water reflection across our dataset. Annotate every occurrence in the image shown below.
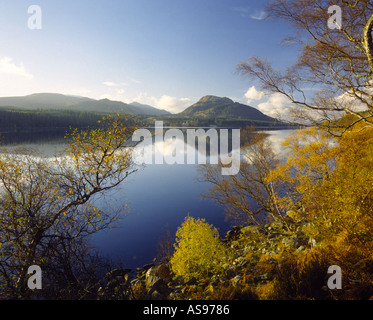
[0,128,295,270]
[0,129,69,145]
[91,129,295,269]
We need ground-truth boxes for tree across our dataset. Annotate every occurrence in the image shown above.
[199,128,290,229]
[273,126,373,247]
[170,216,228,281]
[0,115,137,298]
[267,127,337,217]
[238,0,373,135]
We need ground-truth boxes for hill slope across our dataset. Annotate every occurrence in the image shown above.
[178,95,275,122]
[0,93,170,116]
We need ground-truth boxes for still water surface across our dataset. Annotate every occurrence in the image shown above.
[2,129,294,270]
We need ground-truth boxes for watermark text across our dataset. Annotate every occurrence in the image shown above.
[132,121,241,175]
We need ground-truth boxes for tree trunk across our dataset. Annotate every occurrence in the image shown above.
[364,14,373,74]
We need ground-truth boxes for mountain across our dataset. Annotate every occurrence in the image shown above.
[128,102,168,116]
[0,93,93,109]
[178,95,275,122]
[0,93,283,125]
[0,93,170,116]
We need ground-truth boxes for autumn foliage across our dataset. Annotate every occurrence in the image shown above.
[191,123,373,300]
[170,216,228,282]
[0,115,137,299]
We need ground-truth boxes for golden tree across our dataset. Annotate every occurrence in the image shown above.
[0,115,137,298]
[274,126,373,248]
[238,0,373,134]
[170,216,228,282]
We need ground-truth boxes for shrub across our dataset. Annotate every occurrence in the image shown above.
[268,248,331,300]
[170,216,228,281]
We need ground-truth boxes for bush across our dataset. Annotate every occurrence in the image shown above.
[170,216,228,281]
[267,248,332,300]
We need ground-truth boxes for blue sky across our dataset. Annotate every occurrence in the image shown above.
[0,0,299,114]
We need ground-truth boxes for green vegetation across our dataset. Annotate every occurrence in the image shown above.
[0,94,292,138]
[142,94,292,128]
[0,107,107,132]
[0,93,170,115]
[179,95,274,122]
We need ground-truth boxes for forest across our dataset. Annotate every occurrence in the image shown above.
[0,107,110,132]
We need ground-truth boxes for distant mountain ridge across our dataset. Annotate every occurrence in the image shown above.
[0,93,170,116]
[0,93,280,125]
[178,95,275,122]
[0,93,292,140]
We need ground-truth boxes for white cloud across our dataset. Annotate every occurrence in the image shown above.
[98,90,191,113]
[0,56,34,79]
[232,7,267,20]
[100,84,127,102]
[128,77,141,84]
[103,77,140,88]
[333,90,370,113]
[100,81,133,102]
[244,86,265,104]
[103,81,118,87]
[250,10,267,20]
[257,93,292,119]
[151,95,191,113]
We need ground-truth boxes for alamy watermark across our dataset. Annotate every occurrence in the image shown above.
[26,4,343,31]
[327,265,342,290]
[27,265,42,290]
[25,264,342,292]
[328,5,342,30]
[132,121,241,176]
[28,5,42,30]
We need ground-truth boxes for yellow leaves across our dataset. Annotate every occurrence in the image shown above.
[170,216,228,281]
[0,114,135,284]
[277,126,373,250]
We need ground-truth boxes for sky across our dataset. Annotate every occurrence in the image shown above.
[0,0,300,114]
